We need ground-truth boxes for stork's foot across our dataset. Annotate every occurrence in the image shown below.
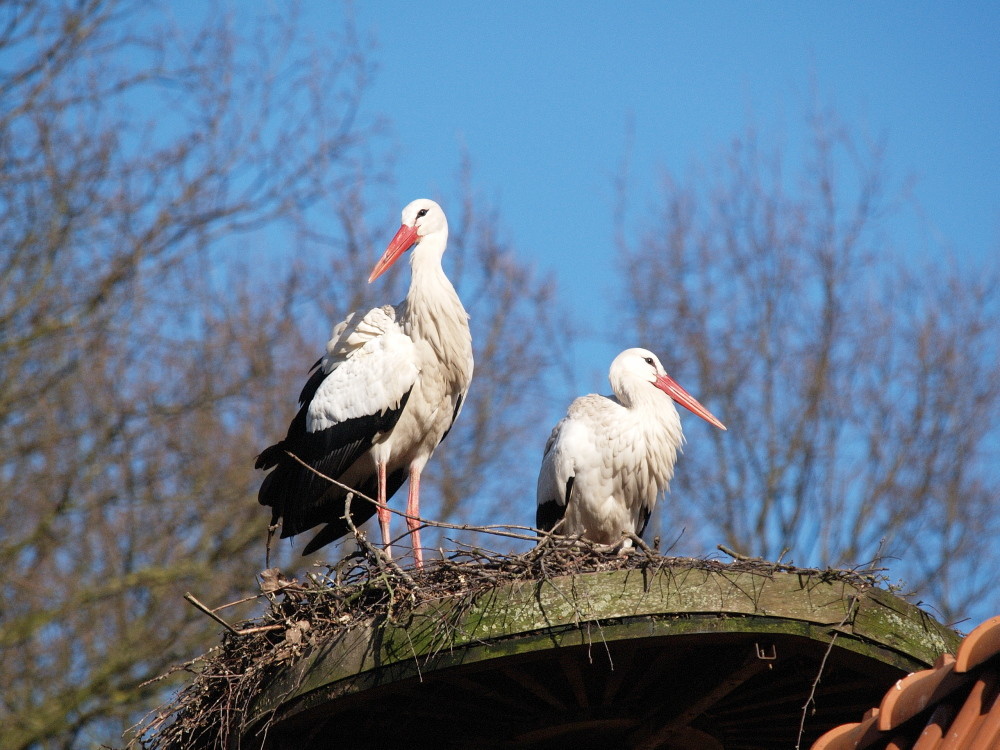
[607,532,654,556]
[604,537,635,556]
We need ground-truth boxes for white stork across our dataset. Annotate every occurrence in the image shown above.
[535,348,725,545]
[256,199,473,567]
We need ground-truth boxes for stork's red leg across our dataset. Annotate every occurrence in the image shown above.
[375,460,392,559]
[406,466,423,568]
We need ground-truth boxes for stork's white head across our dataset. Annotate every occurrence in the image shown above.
[369,199,448,283]
[403,198,447,236]
[610,348,727,430]
[610,348,667,386]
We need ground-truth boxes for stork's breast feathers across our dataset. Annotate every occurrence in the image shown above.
[307,311,419,432]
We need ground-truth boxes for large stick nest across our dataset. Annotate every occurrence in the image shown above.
[134,537,888,750]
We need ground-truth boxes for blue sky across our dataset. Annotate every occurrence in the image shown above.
[302,2,1000,384]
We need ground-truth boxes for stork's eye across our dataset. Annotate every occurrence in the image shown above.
[416,208,429,219]
[643,357,654,366]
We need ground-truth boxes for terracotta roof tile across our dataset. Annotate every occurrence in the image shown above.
[811,711,883,750]
[912,703,954,749]
[811,615,1000,750]
[955,615,1000,672]
[878,654,963,730]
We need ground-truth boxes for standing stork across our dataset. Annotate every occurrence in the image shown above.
[256,199,473,567]
[536,348,725,546]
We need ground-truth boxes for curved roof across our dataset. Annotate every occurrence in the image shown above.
[244,562,958,749]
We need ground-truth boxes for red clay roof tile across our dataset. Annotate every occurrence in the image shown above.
[877,655,966,731]
[955,615,1000,673]
[812,711,883,750]
[812,615,1000,750]
[912,702,954,749]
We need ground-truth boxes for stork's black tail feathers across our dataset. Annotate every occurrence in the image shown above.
[297,467,407,554]
[256,442,408,556]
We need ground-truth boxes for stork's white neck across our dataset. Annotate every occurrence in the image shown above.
[611,375,686,462]
[407,231,448,283]
[612,374,658,410]
[399,231,470,361]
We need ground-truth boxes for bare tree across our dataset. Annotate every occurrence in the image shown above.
[0,1,382,746]
[616,112,1000,624]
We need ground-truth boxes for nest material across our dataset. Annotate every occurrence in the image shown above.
[134,539,886,750]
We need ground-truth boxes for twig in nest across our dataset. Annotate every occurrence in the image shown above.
[184,592,240,635]
[184,592,285,637]
[658,527,686,555]
[622,531,654,555]
[718,543,753,561]
[521,524,562,560]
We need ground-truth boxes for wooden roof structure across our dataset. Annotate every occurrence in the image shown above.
[240,560,958,750]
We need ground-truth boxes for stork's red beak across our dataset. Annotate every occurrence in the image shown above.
[369,224,419,283]
[655,374,727,430]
